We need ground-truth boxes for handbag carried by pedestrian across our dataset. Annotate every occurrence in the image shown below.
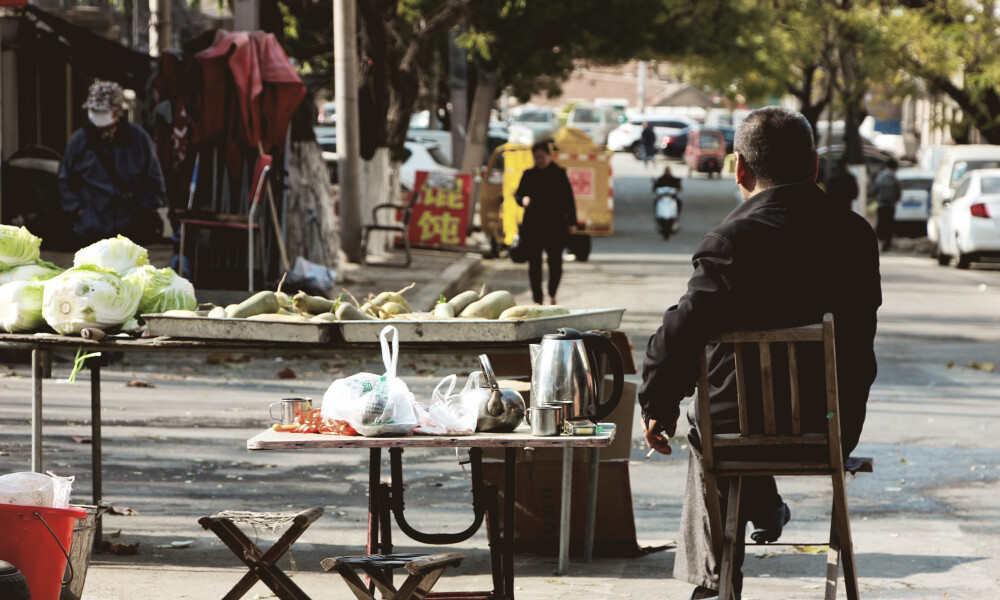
[508,233,529,263]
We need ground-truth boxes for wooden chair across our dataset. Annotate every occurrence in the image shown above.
[321,552,464,600]
[698,314,873,600]
[361,190,416,267]
[198,506,323,600]
[178,154,273,291]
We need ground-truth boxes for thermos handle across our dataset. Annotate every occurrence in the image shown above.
[581,332,625,422]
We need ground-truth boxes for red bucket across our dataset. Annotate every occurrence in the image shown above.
[0,504,87,600]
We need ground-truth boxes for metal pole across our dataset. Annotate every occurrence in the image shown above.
[503,447,516,598]
[31,349,43,473]
[334,0,363,262]
[637,61,647,114]
[584,447,600,562]
[91,361,103,543]
[557,447,573,575]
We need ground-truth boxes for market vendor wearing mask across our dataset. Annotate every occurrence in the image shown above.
[58,81,166,247]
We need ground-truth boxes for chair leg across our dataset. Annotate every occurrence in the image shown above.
[832,472,860,600]
[248,220,255,292]
[402,231,412,267]
[718,477,742,600]
[361,228,371,266]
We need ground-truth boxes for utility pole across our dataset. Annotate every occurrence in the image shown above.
[637,61,647,114]
[334,0,363,262]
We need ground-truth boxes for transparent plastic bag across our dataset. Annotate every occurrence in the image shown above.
[321,325,417,436]
[0,472,54,507]
[415,372,482,435]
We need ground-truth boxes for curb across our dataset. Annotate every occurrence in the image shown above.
[410,253,482,311]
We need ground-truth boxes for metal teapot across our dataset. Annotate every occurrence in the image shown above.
[474,354,526,433]
[529,328,624,422]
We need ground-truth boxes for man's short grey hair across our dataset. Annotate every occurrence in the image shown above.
[733,106,816,188]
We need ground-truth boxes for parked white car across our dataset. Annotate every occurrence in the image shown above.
[507,108,558,146]
[894,168,935,232]
[935,168,1000,268]
[400,141,457,191]
[607,115,698,156]
[928,145,1000,249]
[565,103,618,145]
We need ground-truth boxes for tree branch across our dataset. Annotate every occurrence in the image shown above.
[400,0,489,72]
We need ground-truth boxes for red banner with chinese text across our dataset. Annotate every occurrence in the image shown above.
[406,171,472,248]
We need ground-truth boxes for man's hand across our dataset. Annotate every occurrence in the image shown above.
[567,224,578,235]
[643,412,679,455]
[521,196,531,207]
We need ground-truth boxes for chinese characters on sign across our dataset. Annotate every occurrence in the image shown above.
[407,171,472,248]
[566,167,595,199]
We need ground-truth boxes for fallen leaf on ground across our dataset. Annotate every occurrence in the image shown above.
[108,505,139,516]
[154,540,194,549]
[946,361,955,368]
[126,379,154,388]
[107,530,121,538]
[96,540,139,555]
[70,435,92,444]
[276,367,296,379]
[792,545,826,554]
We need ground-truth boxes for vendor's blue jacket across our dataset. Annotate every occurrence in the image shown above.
[58,120,165,243]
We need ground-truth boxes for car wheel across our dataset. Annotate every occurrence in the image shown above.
[936,237,950,266]
[631,143,643,160]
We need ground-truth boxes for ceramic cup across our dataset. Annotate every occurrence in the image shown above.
[269,397,313,425]
[525,405,561,436]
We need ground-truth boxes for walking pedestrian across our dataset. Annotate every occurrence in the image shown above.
[641,121,657,168]
[826,155,859,211]
[639,106,881,599]
[514,142,578,305]
[58,81,166,248]
[874,158,902,251]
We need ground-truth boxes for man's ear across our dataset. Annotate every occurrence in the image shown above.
[735,152,754,191]
[807,151,819,182]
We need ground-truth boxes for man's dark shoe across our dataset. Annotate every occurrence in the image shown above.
[750,501,791,544]
[690,585,719,599]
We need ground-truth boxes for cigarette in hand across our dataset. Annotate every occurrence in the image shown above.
[646,448,656,459]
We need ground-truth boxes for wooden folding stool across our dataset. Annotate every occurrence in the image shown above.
[321,552,465,600]
[199,506,324,600]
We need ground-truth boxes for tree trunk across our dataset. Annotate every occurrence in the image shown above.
[360,150,405,255]
[284,140,340,285]
[460,69,498,174]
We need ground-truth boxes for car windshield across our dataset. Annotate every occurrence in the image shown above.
[699,134,722,150]
[900,178,931,191]
[517,111,550,123]
[981,177,1000,194]
[427,146,449,166]
[572,108,601,123]
[951,160,1000,185]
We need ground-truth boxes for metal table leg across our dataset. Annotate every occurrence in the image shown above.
[367,448,382,596]
[584,447,600,562]
[91,360,103,544]
[31,348,44,473]
[557,447,573,576]
[504,447,516,600]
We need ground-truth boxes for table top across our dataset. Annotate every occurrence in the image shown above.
[0,332,538,354]
[247,424,616,450]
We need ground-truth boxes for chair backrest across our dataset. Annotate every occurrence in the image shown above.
[697,313,846,477]
[250,155,274,206]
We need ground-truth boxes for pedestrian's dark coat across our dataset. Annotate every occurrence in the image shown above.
[638,181,881,454]
[514,162,577,243]
[641,125,657,154]
[58,120,166,243]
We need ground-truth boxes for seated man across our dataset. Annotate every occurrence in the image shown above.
[638,106,881,599]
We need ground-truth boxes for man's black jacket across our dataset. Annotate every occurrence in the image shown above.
[638,181,881,454]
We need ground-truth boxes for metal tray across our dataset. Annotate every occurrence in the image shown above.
[143,312,336,343]
[339,308,625,343]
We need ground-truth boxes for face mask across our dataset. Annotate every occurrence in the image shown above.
[88,109,116,128]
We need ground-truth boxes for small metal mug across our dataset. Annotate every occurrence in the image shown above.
[269,397,313,425]
[543,400,575,423]
[525,405,561,436]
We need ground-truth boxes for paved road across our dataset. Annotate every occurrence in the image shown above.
[2,153,998,599]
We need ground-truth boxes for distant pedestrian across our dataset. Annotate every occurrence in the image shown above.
[514,142,578,305]
[641,121,657,168]
[58,81,165,247]
[826,155,859,211]
[874,158,902,251]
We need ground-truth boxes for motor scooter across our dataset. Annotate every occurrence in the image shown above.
[654,185,681,239]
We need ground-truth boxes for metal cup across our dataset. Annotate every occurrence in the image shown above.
[269,397,313,426]
[525,406,561,436]
[544,399,575,423]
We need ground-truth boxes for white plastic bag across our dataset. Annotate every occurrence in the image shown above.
[415,372,482,435]
[321,325,418,436]
[0,472,75,508]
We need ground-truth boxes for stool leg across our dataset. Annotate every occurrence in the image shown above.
[832,472,860,600]
[718,477,742,600]
[395,567,446,600]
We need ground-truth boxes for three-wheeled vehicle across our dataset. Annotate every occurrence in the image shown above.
[477,128,615,261]
[685,128,727,177]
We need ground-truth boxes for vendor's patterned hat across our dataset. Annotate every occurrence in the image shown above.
[83,81,123,112]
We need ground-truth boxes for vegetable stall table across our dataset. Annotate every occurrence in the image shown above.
[1,325,631,570]
[246,426,616,600]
